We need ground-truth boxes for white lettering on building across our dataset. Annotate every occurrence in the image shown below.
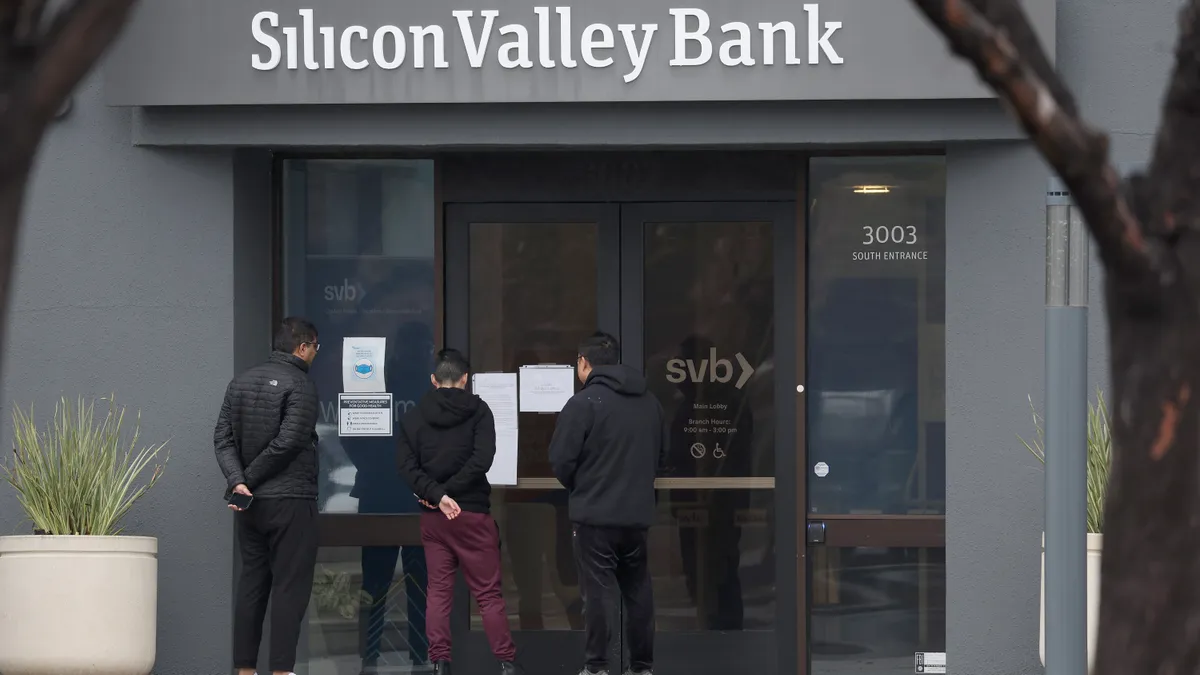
[250,5,844,81]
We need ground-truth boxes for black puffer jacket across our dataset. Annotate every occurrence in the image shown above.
[214,351,320,500]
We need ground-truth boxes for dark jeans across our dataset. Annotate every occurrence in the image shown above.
[421,510,517,663]
[233,498,319,673]
[573,524,655,673]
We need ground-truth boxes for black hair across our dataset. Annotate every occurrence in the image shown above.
[579,331,620,367]
[433,348,471,384]
[273,317,318,353]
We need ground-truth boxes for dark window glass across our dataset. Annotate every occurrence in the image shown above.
[643,220,777,634]
[468,221,598,479]
[281,159,436,514]
[467,220,598,631]
[810,547,946,674]
[300,546,430,673]
[807,157,946,515]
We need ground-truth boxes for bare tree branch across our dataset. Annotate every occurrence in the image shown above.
[0,0,139,379]
[1,0,137,160]
[910,0,1164,285]
[966,0,1078,117]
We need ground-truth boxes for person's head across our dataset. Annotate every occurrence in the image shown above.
[274,317,320,365]
[431,348,471,389]
[576,331,620,383]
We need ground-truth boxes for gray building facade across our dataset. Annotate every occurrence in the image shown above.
[0,0,1171,674]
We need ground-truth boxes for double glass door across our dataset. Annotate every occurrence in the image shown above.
[445,202,799,675]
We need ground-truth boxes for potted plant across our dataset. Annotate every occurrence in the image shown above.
[0,396,168,675]
[1021,391,1111,671]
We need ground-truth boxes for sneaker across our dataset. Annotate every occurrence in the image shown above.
[580,668,609,675]
[625,670,653,675]
[434,661,453,675]
[500,661,524,675]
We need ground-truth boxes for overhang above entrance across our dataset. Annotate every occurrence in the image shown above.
[103,0,1055,107]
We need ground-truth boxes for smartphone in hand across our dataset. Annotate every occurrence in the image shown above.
[227,492,254,510]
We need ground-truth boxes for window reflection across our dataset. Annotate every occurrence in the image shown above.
[810,547,946,675]
[302,546,429,675]
[282,159,437,516]
[282,160,437,674]
[643,220,776,632]
[469,492,583,631]
[467,221,598,631]
[807,157,946,515]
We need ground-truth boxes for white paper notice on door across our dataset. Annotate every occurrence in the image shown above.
[472,372,519,486]
[342,337,386,393]
[518,364,576,413]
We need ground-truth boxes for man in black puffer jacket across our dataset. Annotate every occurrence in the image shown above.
[397,348,520,675]
[214,316,321,675]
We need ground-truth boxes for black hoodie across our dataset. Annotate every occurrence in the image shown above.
[396,387,496,514]
[549,365,669,528]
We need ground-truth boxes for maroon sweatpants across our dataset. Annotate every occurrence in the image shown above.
[421,510,517,663]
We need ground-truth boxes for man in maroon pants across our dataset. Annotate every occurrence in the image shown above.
[397,348,521,675]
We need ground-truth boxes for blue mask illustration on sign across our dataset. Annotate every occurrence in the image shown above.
[354,359,375,378]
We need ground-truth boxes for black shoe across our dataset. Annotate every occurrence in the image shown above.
[500,661,524,675]
[434,660,453,675]
[624,670,653,675]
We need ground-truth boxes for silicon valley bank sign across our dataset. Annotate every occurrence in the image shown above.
[105,0,1051,106]
[251,6,844,83]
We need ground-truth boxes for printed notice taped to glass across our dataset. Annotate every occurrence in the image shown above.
[342,337,386,393]
[914,652,946,674]
[338,393,393,437]
[472,373,519,486]
[518,364,576,413]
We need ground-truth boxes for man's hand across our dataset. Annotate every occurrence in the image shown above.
[439,495,461,520]
[228,484,252,511]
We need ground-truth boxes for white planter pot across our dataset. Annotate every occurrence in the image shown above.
[1039,532,1102,671]
[0,535,157,675]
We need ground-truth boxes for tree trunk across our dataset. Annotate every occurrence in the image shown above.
[0,0,139,376]
[908,0,1200,672]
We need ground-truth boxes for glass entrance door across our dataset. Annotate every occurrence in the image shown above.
[445,201,801,675]
[445,203,621,675]
[620,203,800,675]
[804,157,947,675]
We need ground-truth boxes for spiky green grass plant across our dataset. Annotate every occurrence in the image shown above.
[2,396,168,535]
[1019,390,1112,534]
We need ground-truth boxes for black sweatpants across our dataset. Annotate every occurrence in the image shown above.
[573,524,655,673]
[233,498,319,673]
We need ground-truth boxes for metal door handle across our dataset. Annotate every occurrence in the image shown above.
[806,521,826,545]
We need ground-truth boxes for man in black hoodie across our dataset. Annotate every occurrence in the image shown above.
[396,348,519,675]
[550,332,668,675]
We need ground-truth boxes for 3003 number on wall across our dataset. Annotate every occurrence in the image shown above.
[862,225,918,245]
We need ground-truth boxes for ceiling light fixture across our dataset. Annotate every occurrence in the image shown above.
[852,185,891,194]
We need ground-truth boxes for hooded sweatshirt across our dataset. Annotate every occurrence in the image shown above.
[549,364,669,528]
[396,387,496,514]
